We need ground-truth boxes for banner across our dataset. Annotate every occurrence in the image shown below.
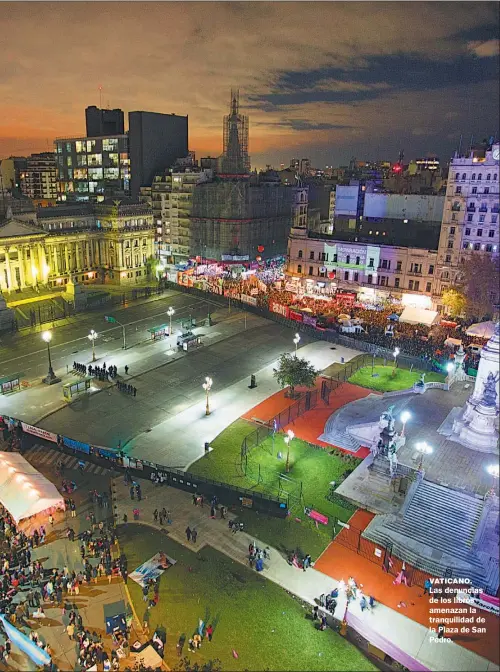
[269,301,289,319]
[21,423,57,443]
[129,552,177,588]
[63,436,90,454]
[240,294,258,306]
[303,315,317,328]
[289,310,303,322]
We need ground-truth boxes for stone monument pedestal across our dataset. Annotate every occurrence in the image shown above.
[63,276,88,312]
[0,292,15,332]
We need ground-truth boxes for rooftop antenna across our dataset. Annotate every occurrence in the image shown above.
[99,85,103,109]
[457,133,463,156]
[469,134,474,154]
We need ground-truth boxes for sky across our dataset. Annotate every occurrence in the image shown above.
[1,2,499,169]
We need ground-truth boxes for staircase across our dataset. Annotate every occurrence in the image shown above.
[363,479,499,593]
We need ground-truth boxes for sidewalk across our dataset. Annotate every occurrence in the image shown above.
[126,341,361,469]
[112,478,498,672]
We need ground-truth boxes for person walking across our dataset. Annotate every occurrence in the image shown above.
[124,365,129,375]
[153,509,158,522]
[303,554,311,571]
[210,505,216,519]
[185,526,192,542]
[191,528,198,544]
[421,578,432,596]
[206,624,213,642]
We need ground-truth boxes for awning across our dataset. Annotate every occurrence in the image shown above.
[399,307,439,327]
[466,321,497,339]
[0,452,65,523]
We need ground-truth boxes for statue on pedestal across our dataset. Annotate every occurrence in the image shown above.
[482,372,499,408]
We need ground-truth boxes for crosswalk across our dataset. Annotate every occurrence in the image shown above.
[23,444,110,476]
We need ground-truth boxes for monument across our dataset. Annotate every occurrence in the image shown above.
[0,290,15,332]
[62,275,88,312]
[451,323,500,454]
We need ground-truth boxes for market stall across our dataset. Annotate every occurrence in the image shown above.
[398,307,439,327]
[466,320,496,340]
[0,452,65,523]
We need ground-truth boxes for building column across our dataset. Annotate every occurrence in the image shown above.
[64,245,70,275]
[18,247,26,288]
[118,242,124,268]
[53,245,60,275]
[4,250,14,290]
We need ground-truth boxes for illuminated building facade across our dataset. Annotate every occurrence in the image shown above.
[0,202,154,291]
[20,152,58,204]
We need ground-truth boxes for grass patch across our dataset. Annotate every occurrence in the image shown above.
[190,419,358,559]
[118,525,376,672]
[348,365,445,393]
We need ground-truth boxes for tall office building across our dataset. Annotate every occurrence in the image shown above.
[218,90,250,175]
[129,111,188,199]
[20,152,57,203]
[85,106,125,137]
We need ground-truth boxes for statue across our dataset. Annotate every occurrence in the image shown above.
[482,372,499,408]
[387,433,405,478]
[379,405,396,433]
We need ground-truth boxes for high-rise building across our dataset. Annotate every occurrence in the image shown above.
[20,152,57,203]
[129,110,188,199]
[55,135,130,202]
[300,158,311,175]
[218,90,250,175]
[0,156,27,192]
[435,142,499,309]
[85,106,125,137]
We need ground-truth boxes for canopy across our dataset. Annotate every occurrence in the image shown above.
[466,321,496,339]
[388,313,400,321]
[0,452,65,523]
[399,307,439,327]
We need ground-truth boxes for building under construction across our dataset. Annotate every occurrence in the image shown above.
[190,91,308,261]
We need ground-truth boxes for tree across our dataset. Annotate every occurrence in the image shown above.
[273,353,318,398]
[441,288,467,317]
[456,254,500,319]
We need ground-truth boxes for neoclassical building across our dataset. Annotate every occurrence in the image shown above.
[0,202,156,291]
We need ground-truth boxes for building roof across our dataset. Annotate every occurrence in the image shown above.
[0,218,45,238]
[37,205,95,219]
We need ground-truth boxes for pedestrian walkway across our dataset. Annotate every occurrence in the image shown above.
[23,444,110,476]
[112,478,498,672]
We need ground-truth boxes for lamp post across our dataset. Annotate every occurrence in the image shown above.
[293,333,301,355]
[167,307,175,337]
[88,329,98,362]
[486,464,499,498]
[415,441,433,471]
[203,376,213,416]
[41,331,61,385]
[400,411,411,436]
[284,429,295,473]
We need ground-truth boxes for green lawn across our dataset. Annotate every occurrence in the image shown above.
[348,365,446,393]
[189,419,359,559]
[119,525,376,672]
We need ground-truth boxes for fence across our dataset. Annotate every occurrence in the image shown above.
[333,520,435,590]
[241,389,318,461]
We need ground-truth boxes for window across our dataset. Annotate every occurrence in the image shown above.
[494,174,498,180]
[447,241,454,248]
[308,266,313,276]
[103,138,119,152]
[356,256,360,265]
[455,186,461,194]
[409,280,414,290]
[297,264,302,274]
[309,251,314,260]
[381,259,388,269]
[450,226,455,235]
[426,282,432,292]
[395,277,400,288]
[345,255,350,264]
[367,275,373,284]
[66,156,72,167]
[344,271,349,280]
[484,187,490,194]
[414,281,420,291]
[463,242,469,249]
[489,230,495,237]
[477,228,483,236]
[474,243,480,251]
[368,257,374,268]
[354,272,359,281]
[77,154,87,167]
[86,140,96,153]
[455,172,460,180]
[471,173,476,180]
[298,249,303,258]
[428,264,434,274]
[467,214,473,222]
[320,252,327,261]
[445,254,452,262]
[477,173,482,180]
[396,261,402,271]
[486,244,493,252]
[465,227,471,236]
[462,173,466,180]
[479,215,485,223]
[333,253,338,262]
[487,174,491,180]
[472,187,477,194]
[493,215,498,224]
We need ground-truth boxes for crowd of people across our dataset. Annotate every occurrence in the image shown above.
[73,362,120,382]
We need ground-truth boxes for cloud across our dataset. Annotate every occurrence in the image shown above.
[467,39,500,57]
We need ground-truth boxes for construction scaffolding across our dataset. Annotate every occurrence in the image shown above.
[220,89,250,175]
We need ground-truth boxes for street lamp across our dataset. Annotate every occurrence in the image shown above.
[486,464,499,498]
[41,331,60,385]
[400,411,411,436]
[293,333,301,355]
[284,429,295,473]
[203,376,213,416]
[167,307,175,336]
[88,329,98,362]
[415,441,433,470]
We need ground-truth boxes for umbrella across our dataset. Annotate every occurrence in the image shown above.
[388,313,400,321]
[338,313,351,321]
[466,321,497,339]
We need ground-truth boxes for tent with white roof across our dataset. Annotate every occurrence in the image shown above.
[0,452,64,523]
[466,321,497,340]
[399,306,439,327]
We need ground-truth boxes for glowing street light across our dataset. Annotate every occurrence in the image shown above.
[167,307,175,336]
[203,376,213,416]
[446,362,454,376]
[486,464,499,498]
[284,429,295,473]
[393,347,400,367]
[41,331,60,385]
[88,329,98,362]
[293,333,301,355]
[400,411,411,436]
[415,441,433,470]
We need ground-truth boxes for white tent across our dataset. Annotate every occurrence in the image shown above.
[0,452,65,523]
[399,306,439,327]
[466,321,496,340]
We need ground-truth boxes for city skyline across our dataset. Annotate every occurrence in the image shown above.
[0,2,499,168]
